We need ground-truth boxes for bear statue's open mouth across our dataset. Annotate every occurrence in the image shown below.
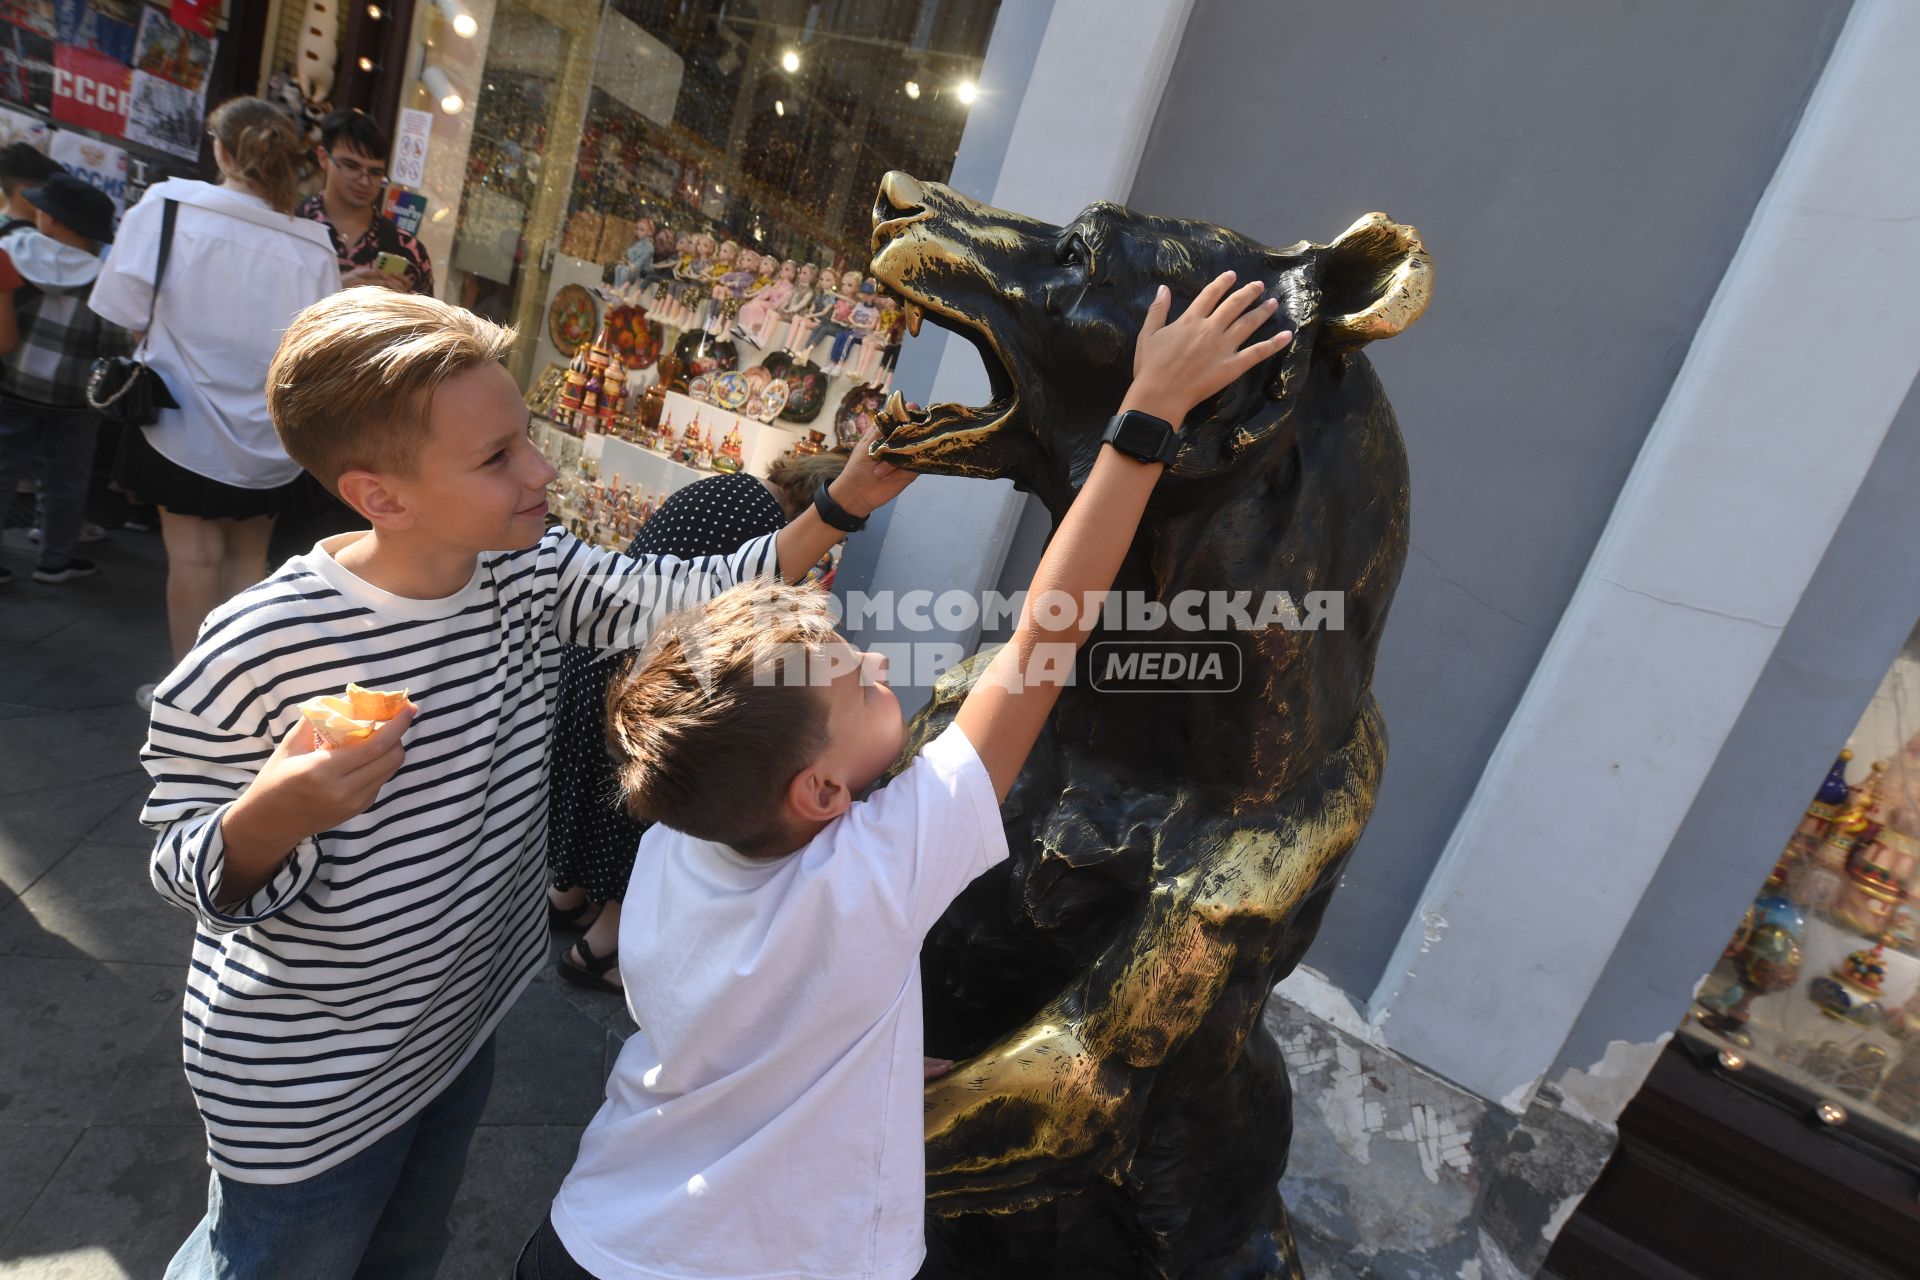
[866,303,1022,462]
[867,174,1026,467]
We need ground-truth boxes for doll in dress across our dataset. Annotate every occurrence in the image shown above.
[776,263,822,351]
[827,279,882,376]
[675,233,712,281]
[721,247,759,295]
[697,241,742,328]
[779,264,840,355]
[649,225,678,278]
[856,290,903,383]
[739,259,798,347]
[814,271,869,371]
[612,217,656,290]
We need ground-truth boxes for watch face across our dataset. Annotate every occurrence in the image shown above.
[1112,412,1174,462]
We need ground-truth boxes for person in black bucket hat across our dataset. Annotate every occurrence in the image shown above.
[23,172,116,246]
[0,142,62,240]
[0,170,130,587]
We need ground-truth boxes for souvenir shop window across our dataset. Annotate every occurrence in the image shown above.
[452,0,1000,553]
[1684,618,1920,1150]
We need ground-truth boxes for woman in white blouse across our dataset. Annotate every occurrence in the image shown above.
[90,97,339,708]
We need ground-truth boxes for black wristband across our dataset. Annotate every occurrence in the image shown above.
[812,485,868,533]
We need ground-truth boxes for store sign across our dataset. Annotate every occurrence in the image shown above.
[51,45,131,136]
[391,108,431,188]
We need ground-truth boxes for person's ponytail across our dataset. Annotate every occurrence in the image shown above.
[207,96,311,215]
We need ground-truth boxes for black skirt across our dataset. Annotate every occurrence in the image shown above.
[113,423,296,521]
[547,472,787,902]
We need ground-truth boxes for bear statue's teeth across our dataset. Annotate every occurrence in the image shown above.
[881,390,909,425]
[903,302,923,337]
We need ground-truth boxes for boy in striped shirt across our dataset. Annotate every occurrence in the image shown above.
[141,288,914,1280]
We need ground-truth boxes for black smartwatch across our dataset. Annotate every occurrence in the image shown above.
[1101,409,1180,466]
[812,485,869,533]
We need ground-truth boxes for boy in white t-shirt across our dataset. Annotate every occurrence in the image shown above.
[526,271,1293,1280]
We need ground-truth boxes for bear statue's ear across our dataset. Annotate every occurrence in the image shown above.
[1318,213,1432,347]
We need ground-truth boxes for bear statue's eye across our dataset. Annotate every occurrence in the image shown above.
[1057,233,1091,272]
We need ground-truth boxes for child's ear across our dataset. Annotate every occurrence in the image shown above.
[337,470,415,530]
[785,762,850,825]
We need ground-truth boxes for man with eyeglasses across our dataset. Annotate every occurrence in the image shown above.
[298,109,435,296]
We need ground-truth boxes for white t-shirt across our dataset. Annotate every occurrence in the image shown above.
[552,724,1009,1280]
[89,178,338,489]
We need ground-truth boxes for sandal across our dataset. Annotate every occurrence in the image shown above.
[558,937,622,994]
[546,892,601,933]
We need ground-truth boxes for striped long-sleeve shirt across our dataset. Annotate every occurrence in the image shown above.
[142,526,776,1184]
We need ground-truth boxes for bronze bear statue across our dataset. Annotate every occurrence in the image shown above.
[867,171,1429,1280]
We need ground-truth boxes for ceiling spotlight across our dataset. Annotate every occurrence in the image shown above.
[774,99,785,116]
[781,49,800,73]
[366,3,382,18]
[421,64,463,114]
[904,79,920,99]
[357,55,376,72]
[955,80,978,105]
[435,0,477,39]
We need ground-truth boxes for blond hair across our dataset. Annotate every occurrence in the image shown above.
[207,97,312,215]
[608,579,841,856]
[268,288,517,492]
[763,449,850,516]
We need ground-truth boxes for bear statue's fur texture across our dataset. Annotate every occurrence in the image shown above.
[867,172,1429,1280]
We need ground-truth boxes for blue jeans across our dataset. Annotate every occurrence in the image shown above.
[163,1037,496,1280]
[0,400,98,571]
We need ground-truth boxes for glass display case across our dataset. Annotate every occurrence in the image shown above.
[1684,619,1920,1152]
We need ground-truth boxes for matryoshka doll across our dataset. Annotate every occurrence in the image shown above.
[601,357,628,429]
[555,344,591,429]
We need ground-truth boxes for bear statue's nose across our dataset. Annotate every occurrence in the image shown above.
[878,171,926,215]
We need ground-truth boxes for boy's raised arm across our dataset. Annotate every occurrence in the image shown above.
[771,426,915,582]
[955,272,1292,802]
[550,431,913,650]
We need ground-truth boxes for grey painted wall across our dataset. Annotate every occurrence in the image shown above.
[1126,0,1851,995]
[1555,368,1920,1075]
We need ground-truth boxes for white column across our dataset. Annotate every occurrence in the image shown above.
[1368,0,1920,1110]
[860,0,1197,709]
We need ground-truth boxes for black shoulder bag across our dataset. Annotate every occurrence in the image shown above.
[85,199,181,427]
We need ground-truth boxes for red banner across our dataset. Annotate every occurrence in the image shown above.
[51,45,130,137]
[171,0,216,39]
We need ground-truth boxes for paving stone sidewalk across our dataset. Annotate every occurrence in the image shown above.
[0,525,635,1280]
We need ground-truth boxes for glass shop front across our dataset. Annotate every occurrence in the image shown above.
[410,0,999,555]
[1551,622,1920,1280]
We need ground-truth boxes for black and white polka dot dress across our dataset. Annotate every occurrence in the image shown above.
[547,472,788,903]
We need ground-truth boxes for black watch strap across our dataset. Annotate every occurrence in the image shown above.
[1102,409,1181,466]
[812,485,868,533]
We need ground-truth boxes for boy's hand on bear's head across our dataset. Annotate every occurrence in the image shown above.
[1124,271,1294,427]
[828,423,918,518]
